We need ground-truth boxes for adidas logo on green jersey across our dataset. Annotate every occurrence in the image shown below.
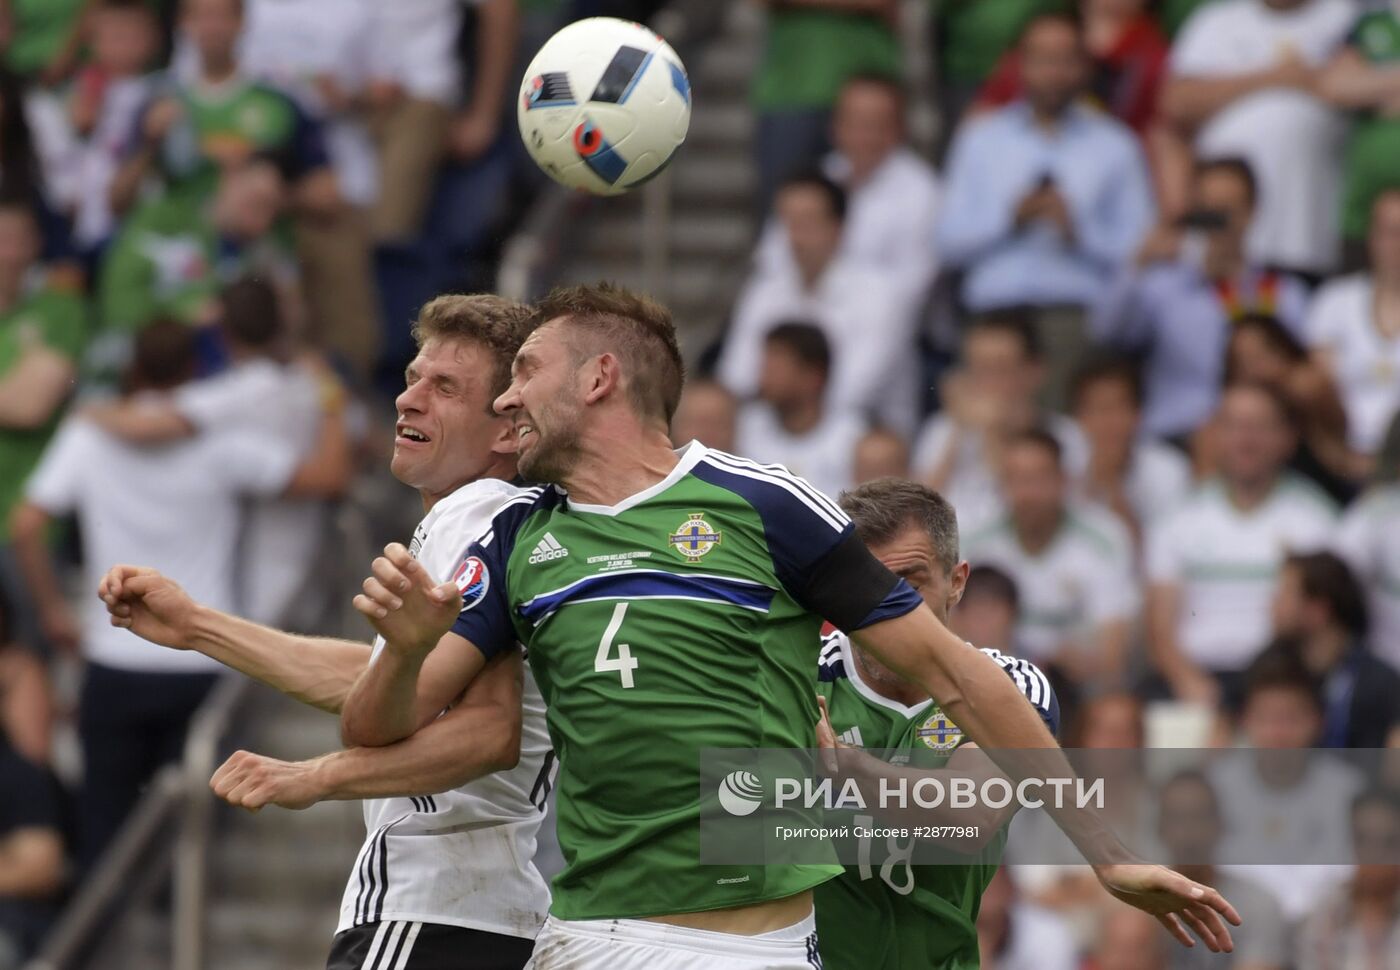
[528,532,570,564]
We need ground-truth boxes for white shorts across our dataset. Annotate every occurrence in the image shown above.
[524,913,823,970]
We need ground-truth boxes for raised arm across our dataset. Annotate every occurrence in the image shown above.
[340,544,484,747]
[211,650,525,811]
[99,565,371,713]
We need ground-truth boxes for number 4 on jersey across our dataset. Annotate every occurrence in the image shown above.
[595,602,639,688]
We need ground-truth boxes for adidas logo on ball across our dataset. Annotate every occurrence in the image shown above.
[529,533,570,564]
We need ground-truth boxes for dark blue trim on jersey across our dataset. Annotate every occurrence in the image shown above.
[848,578,923,630]
[517,570,777,626]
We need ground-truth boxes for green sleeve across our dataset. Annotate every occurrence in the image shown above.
[98,226,158,333]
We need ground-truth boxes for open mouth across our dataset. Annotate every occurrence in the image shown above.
[396,423,430,444]
[517,423,535,443]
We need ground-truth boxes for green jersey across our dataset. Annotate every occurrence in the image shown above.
[0,281,87,540]
[1341,11,1400,240]
[448,443,923,921]
[97,191,295,332]
[154,77,331,202]
[813,631,1059,970]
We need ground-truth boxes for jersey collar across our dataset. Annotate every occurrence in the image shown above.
[839,634,936,718]
[564,440,708,516]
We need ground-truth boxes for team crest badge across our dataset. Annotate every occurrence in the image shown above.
[452,556,490,609]
[668,513,721,560]
[916,709,963,751]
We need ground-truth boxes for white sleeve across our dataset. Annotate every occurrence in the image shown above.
[911,415,956,477]
[1087,519,1140,623]
[1168,7,1233,76]
[716,274,784,400]
[173,374,248,431]
[214,431,300,497]
[23,419,92,514]
[1144,513,1185,585]
[1332,499,1377,578]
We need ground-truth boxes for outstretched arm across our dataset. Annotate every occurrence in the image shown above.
[212,651,525,811]
[99,564,370,713]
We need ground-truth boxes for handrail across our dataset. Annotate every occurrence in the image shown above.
[22,766,185,970]
[172,673,251,970]
[21,673,252,970]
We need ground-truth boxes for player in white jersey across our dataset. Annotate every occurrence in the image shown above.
[98,296,551,970]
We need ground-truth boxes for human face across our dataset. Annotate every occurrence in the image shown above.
[758,343,822,411]
[831,81,901,180]
[963,329,1036,408]
[214,164,284,239]
[392,337,513,504]
[91,8,158,76]
[1074,377,1139,457]
[1021,19,1087,117]
[1194,167,1253,252]
[494,321,587,483]
[671,382,737,452]
[1368,192,1400,279]
[776,185,841,281]
[1002,443,1065,536]
[1078,695,1143,748]
[1156,777,1222,862]
[1215,387,1293,491]
[868,524,965,625]
[1242,687,1321,749]
[182,0,242,65]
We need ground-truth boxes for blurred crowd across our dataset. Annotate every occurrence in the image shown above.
[691,0,1400,966]
[1,0,1399,967]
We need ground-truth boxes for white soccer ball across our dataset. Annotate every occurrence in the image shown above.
[517,17,691,196]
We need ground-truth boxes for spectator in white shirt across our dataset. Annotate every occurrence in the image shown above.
[80,278,350,625]
[852,427,910,486]
[951,564,1021,657]
[977,868,1080,970]
[365,0,518,242]
[963,429,1139,687]
[1307,187,1400,462]
[8,320,345,868]
[1146,382,1338,706]
[1160,0,1357,274]
[1070,355,1193,550]
[1213,648,1363,924]
[1333,482,1400,670]
[670,377,737,454]
[735,322,866,500]
[26,0,161,251]
[914,315,1087,533]
[757,73,941,303]
[719,172,921,434]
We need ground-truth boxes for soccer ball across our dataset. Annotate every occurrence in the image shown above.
[517,17,691,196]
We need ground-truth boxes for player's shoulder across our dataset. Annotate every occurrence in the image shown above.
[818,628,850,683]
[424,479,555,549]
[691,446,851,532]
[976,646,1057,723]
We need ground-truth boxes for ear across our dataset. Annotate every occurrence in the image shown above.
[582,352,622,406]
[947,560,971,612]
[488,413,518,456]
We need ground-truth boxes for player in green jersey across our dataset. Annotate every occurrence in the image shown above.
[343,283,1239,969]
[813,478,1058,970]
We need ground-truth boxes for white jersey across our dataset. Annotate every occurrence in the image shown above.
[1333,486,1400,670]
[337,479,554,939]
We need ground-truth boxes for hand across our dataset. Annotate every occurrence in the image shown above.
[814,695,847,774]
[1036,187,1074,238]
[352,543,463,657]
[449,107,500,161]
[1135,225,1181,266]
[1269,46,1315,92]
[365,78,404,110]
[40,604,80,655]
[143,98,181,145]
[210,750,327,812]
[1094,863,1241,951]
[97,565,199,650]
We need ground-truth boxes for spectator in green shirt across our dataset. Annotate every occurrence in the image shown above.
[98,157,296,337]
[0,200,86,656]
[752,0,902,214]
[1319,6,1400,264]
[0,0,92,83]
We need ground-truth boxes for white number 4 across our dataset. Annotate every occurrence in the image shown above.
[595,602,639,688]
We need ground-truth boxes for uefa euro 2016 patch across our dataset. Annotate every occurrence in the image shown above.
[453,556,490,609]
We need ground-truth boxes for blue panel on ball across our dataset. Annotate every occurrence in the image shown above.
[668,61,691,106]
[591,46,651,104]
[573,120,629,184]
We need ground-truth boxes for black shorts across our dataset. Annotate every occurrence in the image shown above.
[326,921,535,970]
